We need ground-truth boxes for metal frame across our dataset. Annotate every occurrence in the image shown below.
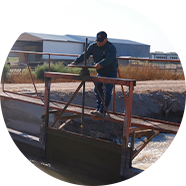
[1,50,181,178]
[43,72,136,147]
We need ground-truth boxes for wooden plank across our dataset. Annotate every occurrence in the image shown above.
[130,129,154,138]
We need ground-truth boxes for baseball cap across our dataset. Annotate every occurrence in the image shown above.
[96,31,107,42]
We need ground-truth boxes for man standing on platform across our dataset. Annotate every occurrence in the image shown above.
[71,31,118,117]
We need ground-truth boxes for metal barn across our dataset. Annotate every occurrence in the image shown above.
[10,32,150,63]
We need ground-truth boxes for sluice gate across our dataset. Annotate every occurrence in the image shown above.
[0,49,186,186]
[0,71,180,183]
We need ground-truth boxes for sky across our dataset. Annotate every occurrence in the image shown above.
[0,0,186,55]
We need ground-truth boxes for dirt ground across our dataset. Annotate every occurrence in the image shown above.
[1,80,186,142]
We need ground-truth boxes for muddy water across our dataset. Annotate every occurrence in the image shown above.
[0,134,186,186]
[133,134,186,182]
[0,150,111,186]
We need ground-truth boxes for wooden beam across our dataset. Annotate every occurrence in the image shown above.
[132,130,159,160]
[129,127,143,133]
[58,114,81,121]
[49,109,58,114]
[130,129,154,139]
[58,119,72,130]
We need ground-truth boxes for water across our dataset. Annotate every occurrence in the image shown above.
[0,134,186,186]
[133,134,186,182]
[0,150,111,186]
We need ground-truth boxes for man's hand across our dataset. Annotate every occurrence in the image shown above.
[70,61,77,65]
[94,63,102,70]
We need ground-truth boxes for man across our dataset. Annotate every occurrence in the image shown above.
[71,31,118,117]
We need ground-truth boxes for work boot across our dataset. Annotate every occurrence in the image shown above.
[90,109,98,114]
[90,110,104,117]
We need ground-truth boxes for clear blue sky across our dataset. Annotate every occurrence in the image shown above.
[0,0,186,54]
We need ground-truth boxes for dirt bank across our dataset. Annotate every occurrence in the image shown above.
[1,80,185,142]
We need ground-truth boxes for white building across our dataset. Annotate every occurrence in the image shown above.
[150,52,179,60]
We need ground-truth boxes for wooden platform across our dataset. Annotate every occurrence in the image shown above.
[0,91,179,134]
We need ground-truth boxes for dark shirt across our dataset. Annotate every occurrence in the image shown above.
[75,41,118,76]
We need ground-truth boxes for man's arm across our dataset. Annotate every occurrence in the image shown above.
[94,63,102,70]
[71,44,93,65]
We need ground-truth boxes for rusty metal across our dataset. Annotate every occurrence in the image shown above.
[0,89,179,135]
[10,50,80,58]
[5,50,181,103]
[3,90,42,100]
[49,54,51,72]
[9,50,181,63]
[113,85,116,113]
[45,72,136,86]
[122,82,134,147]
[52,81,84,128]
[81,80,86,130]
[23,54,38,96]
[43,72,136,144]
[2,50,181,135]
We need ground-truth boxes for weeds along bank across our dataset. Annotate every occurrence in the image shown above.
[2,62,185,83]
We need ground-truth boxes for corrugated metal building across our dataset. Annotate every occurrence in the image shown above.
[10,32,150,63]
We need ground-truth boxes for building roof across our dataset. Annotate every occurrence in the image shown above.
[18,32,149,46]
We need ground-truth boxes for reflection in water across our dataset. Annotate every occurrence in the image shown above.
[0,151,111,186]
[133,134,186,182]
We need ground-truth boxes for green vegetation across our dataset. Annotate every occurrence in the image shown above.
[2,63,10,81]
[34,63,96,80]
[2,62,184,83]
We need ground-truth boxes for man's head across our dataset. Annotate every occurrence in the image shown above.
[96,31,108,47]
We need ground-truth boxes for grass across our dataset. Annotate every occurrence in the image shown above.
[2,63,184,84]
[118,64,184,81]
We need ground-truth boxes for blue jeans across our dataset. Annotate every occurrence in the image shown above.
[94,71,117,114]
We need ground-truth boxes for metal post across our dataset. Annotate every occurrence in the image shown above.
[49,54,51,72]
[81,81,86,130]
[122,81,134,147]
[81,38,88,130]
[113,85,116,113]
[40,77,51,158]
[80,38,90,76]
[24,54,38,96]
[84,38,88,66]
